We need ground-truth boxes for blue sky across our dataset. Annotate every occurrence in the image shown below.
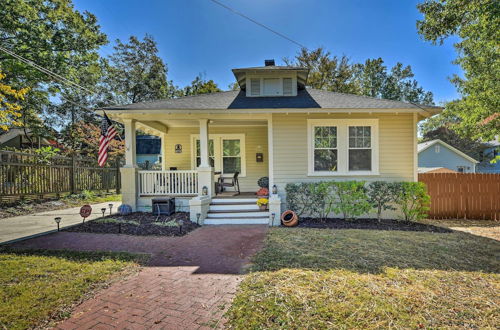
[73,0,461,104]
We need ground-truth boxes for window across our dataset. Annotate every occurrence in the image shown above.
[283,78,293,96]
[308,119,379,175]
[195,139,214,167]
[192,134,246,176]
[222,139,241,173]
[250,78,260,96]
[313,126,337,171]
[263,78,280,96]
[348,126,371,171]
[435,145,440,153]
[457,166,466,173]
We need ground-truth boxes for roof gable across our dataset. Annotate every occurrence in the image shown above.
[418,139,479,163]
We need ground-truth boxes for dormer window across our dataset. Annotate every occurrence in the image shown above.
[283,78,293,96]
[247,77,298,97]
[250,78,260,96]
[263,78,280,96]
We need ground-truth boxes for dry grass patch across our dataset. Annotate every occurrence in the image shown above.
[0,249,144,329]
[227,228,500,329]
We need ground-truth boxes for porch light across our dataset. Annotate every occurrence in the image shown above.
[202,186,208,195]
[108,204,113,214]
[101,208,106,217]
[54,217,61,231]
[272,185,278,195]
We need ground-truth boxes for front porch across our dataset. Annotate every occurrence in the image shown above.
[117,115,281,225]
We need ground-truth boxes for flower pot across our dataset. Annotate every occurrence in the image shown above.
[259,205,268,211]
[281,210,298,227]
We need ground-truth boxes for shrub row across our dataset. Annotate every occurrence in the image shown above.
[285,181,430,222]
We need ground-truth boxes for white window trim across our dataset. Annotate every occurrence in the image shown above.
[190,134,246,177]
[307,119,379,176]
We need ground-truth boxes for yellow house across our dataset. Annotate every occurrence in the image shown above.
[99,60,441,225]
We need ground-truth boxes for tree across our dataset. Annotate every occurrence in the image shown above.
[417,0,500,141]
[285,48,434,105]
[104,35,176,104]
[0,0,107,121]
[182,74,222,96]
[284,47,360,94]
[0,69,29,131]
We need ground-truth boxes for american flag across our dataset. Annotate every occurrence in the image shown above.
[98,112,117,167]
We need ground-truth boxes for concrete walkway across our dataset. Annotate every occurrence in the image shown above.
[0,201,121,244]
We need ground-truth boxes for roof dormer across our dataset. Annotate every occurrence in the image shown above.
[232,59,309,97]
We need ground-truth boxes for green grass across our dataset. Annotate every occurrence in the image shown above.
[152,220,179,227]
[94,218,140,226]
[0,249,145,329]
[227,228,500,329]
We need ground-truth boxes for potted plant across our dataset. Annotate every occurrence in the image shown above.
[257,198,269,211]
[256,187,269,198]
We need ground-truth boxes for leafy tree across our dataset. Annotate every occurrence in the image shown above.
[104,35,176,104]
[284,47,360,94]
[182,74,222,96]
[417,0,500,141]
[0,69,29,131]
[367,181,398,222]
[0,0,107,127]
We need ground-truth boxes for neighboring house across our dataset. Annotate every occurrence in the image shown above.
[477,138,500,173]
[99,60,441,225]
[418,167,458,174]
[0,128,52,149]
[418,139,479,173]
[136,135,161,169]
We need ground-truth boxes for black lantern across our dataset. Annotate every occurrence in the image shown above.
[54,217,61,231]
[272,184,278,195]
[108,204,113,214]
[196,213,201,225]
[202,186,208,196]
[178,219,184,234]
[101,208,106,217]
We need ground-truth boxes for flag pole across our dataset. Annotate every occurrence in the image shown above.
[103,110,123,142]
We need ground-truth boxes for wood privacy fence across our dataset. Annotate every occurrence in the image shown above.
[0,150,121,198]
[419,173,500,220]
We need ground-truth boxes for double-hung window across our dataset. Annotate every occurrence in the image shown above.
[308,119,378,175]
[192,134,246,176]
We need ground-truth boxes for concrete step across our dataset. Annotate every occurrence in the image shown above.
[206,211,270,218]
[209,203,260,211]
[204,217,269,225]
[211,198,257,204]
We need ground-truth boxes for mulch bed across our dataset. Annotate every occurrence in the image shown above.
[64,212,198,236]
[296,218,452,233]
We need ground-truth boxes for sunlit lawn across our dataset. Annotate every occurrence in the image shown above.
[227,227,500,329]
[0,249,144,329]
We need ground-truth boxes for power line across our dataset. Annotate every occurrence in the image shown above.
[208,0,307,50]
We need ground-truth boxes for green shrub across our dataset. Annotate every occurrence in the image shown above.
[367,181,398,222]
[152,220,179,227]
[393,182,430,221]
[257,177,269,188]
[329,181,371,221]
[285,182,332,220]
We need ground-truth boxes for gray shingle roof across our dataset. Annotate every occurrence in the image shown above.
[103,88,439,111]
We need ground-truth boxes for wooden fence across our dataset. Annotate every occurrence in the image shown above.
[419,173,500,220]
[0,150,121,198]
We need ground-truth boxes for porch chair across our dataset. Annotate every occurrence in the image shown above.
[218,172,240,195]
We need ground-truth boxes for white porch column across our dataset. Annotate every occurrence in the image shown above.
[197,119,214,196]
[160,132,167,170]
[123,119,137,168]
[121,119,138,210]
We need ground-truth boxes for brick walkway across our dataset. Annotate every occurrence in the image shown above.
[11,225,268,329]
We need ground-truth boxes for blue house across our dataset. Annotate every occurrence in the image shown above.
[477,138,500,173]
[136,135,161,169]
[418,139,479,173]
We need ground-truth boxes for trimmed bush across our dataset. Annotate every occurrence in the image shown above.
[367,181,398,222]
[393,182,430,221]
[330,181,371,221]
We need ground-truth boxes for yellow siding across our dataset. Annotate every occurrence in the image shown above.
[163,126,268,192]
[271,113,416,195]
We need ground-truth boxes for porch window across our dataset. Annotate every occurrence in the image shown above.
[195,139,215,167]
[313,126,337,171]
[348,126,371,171]
[222,139,241,173]
[308,119,379,176]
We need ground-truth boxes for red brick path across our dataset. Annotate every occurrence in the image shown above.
[11,225,268,329]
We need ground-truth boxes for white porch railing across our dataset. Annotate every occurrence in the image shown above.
[138,170,198,196]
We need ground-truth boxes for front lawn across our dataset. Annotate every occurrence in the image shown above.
[227,228,500,329]
[0,249,144,329]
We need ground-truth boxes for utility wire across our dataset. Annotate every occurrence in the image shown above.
[208,0,307,50]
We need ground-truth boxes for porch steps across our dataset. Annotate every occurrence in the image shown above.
[205,197,269,225]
